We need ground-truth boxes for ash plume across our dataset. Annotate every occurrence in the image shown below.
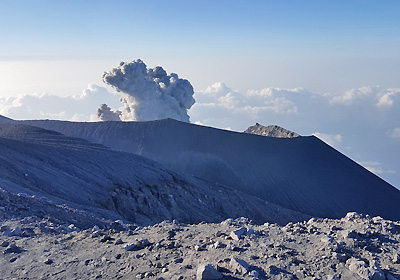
[102,59,195,122]
[97,104,121,121]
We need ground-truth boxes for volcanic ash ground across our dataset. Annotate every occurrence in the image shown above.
[1,209,400,280]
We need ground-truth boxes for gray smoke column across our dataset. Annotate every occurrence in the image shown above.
[102,59,195,122]
[97,104,122,121]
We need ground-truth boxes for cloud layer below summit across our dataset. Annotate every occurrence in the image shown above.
[0,79,399,187]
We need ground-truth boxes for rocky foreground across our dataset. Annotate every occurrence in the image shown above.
[1,209,400,280]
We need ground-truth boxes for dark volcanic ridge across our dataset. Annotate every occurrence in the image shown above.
[0,123,306,226]
[244,123,300,138]
[20,117,400,221]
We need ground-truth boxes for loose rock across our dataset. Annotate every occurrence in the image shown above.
[3,228,23,237]
[196,264,223,280]
[0,225,11,232]
[115,238,124,245]
[227,242,238,251]
[125,239,150,251]
[230,227,247,240]
[3,244,23,254]
[230,258,250,275]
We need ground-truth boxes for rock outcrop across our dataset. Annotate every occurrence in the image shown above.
[244,123,300,138]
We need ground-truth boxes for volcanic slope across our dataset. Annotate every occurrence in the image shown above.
[0,123,306,226]
[21,118,400,221]
[0,115,14,124]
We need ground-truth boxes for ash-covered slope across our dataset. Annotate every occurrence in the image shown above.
[0,115,14,124]
[0,123,306,226]
[23,118,400,221]
[244,123,300,138]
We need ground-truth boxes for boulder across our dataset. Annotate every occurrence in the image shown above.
[3,244,23,254]
[3,228,23,237]
[196,264,223,280]
[91,230,102,238]
[227,242,238,251]
[393,253,400,264]
[249,270,259,277]
[125,239,150,251]
[230,227,247,241]
[211,241,224,249]
[0,225,10,232]
[230,258,250,275]
[344,212,361,221]
[346,258,385,280]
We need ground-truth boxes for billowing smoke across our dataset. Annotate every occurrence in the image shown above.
[101,59,195,122]
[97,104,121,121]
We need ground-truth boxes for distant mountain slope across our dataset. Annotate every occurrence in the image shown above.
[244,123,300,138]
[23,118,400,221]
[0,115,14,124]
[0,123,306,225]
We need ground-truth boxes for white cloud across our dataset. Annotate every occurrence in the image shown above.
[0,84,121,121]
[204,82,231,96]
[217,92,241,109]
[329,86,379,105]
[0,78,399,187]
[377,94,394,107]
[192,83,300,125]
[312,132,343,148]
[358,161,384,174]
[376,88,400,107]
[247,88,274,98]
[328,86,400,108]
[387,127,400,139]
[355,161,397,179]
[190,83,400,137]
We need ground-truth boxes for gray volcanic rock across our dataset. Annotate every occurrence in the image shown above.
[197,264,223,279]
[0,212,399,279]
[22,118,400,221]
[244,123,300,138]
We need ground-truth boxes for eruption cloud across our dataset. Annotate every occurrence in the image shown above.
[97,104,121,121]
[101,59,195,122]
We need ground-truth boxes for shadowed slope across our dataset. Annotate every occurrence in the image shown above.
[23,118,400,220]
[0,115,14,124]
[0,123,306,225]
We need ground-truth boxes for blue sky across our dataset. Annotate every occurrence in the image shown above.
[1,0,400,93]
[0,0,400,188]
